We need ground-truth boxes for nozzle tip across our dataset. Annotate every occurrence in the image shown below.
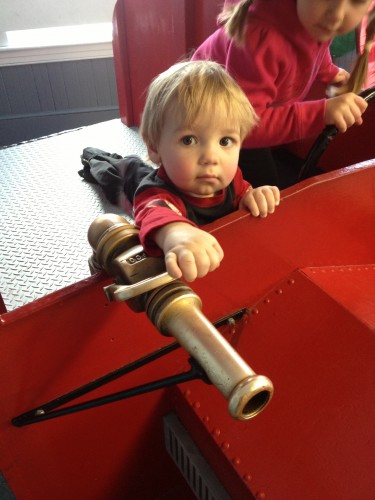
[228,375,273,421]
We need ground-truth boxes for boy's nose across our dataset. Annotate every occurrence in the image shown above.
[199,144,218,165]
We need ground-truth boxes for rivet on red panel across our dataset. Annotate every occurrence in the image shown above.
[256,491,266,499]
[221,441,230,450]
[212,427,221,438]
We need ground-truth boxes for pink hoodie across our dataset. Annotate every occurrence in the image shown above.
[192,0,339,148]
[359,0,375,87]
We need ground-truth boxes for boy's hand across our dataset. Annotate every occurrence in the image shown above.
[240,185,280,217]
[154,222,224,282]
[325,93,368,132]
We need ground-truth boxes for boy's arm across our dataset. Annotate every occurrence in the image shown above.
[134,187,223,281]
[153,222,224,282]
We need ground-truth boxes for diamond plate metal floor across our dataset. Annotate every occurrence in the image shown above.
[0,119,147,311]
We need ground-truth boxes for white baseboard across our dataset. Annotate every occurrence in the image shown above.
[0,24,113,66]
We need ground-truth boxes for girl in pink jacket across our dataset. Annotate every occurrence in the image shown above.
[192,0,371,186]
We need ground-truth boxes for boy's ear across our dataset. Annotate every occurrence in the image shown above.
[147,144,161,164]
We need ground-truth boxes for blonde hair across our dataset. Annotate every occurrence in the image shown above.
[218,0,254,46]
[140,60,258,149]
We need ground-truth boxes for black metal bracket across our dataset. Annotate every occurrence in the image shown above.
[12,308,249,427]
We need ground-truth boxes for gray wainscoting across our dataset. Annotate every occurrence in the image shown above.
[0,57,119,147]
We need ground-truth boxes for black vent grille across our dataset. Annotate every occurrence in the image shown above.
[163,412,231,500]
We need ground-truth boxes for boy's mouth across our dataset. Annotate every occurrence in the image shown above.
[197,174,218,180]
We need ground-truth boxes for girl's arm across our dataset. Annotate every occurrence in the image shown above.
[228,30,365,147]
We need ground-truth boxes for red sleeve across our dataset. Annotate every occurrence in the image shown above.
[232,168,251,204]
[316,45,340,84]
[134,188,197,256]
[224,30,328,147]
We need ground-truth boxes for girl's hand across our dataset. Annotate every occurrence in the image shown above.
[154,222,224,282]
[330,68,350,86]
[326,68,351,97]
[240,185,280,217]
[325,93,368,132]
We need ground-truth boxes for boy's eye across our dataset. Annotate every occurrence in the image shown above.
[181,136,197,146]
[220,137,234,147]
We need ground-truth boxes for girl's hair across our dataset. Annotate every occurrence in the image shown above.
[218,0,254,46]
[140,60,258,149]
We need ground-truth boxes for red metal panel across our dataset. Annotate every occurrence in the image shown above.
[112,0,221,127]
[172,161,375,498]
[0,292,6,314]
[185,0,221,49]
[1,162,374,498]
[174,269,375,499]
[303,265,375,329]
[190,161,375,321]
[0,274,194,499]
[112,0,134,125]
[113,0,186,126]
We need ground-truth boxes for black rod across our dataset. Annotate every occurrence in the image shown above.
[33,341,180,414]
[12,360,205,427]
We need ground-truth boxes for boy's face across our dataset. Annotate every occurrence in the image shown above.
[147,104,242,198]
[297,0,372,42]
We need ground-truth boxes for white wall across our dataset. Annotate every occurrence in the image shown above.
[0,0,117,32]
